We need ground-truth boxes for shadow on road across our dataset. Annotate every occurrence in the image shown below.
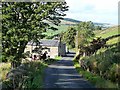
[44,63,95,88]
[62,51,76,58]
[43,51,96,88]
[67,52,76,54]
[63,55,74,58]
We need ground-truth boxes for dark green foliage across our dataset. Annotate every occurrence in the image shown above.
[2,56,61,89]
[2,61,47,89]
[75,33,120,86]
[108,64,118,82]
[61,26,76,48]
[95,26,102,30]
[73,59,119,88]
[112,52,120,63]
[76,21,95,48]
[80,43,119,84]
[2,2,68,68]
[77,21,95,31]
[74,24,120,88]
[78,37,107,57]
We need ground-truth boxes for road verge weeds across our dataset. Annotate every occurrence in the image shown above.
[73,59,119,88]
[2,56,62,89]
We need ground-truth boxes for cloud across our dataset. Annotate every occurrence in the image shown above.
[65,0,119,24]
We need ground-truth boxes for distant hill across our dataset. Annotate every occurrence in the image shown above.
[63,18,81,23]
[60,18,79,25]
[44,17,113,28]
[43,18,115,38]
[62,18,113,28]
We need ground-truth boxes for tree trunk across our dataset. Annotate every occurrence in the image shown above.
[11,60,21,69]
[11,61,16,69]
[11,41,27,68]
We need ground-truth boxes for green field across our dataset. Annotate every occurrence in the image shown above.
[95,26,119,38]
[43,24,76,38]
[94,26,119,45]
[43,25,68,37]
[107,37,119,45]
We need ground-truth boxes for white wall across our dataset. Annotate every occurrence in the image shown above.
[24,45,59,58]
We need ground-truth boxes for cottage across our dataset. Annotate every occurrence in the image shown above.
[24,39,66,58]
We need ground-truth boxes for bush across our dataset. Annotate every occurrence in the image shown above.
[98,60,112,74]
[73,59,119,88]
[2,61,47,89]
[112,52,120,63]
[1,55,7,62]
[108,64,118,82]
[78,44,119,85]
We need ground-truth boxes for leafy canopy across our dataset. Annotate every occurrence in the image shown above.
[2,2,68,67]
[61,26,76,48]
[76,21,95,48]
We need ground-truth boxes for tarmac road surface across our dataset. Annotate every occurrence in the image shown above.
[43,52,96,89]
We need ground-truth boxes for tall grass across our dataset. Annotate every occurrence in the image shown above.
[2,56,62,89]
[21,61,47,88]
[0,63,11,81]
[2,61,47,89]
[73,59,119,88]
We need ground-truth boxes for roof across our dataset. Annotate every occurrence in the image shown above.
[27,40,60,47]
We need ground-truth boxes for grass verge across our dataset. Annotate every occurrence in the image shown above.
[2,61,47,88]
[73,59,119,88]
[21,56,62,88]
[2,56,62,89]
[0,63,11,81]
[44,56,62,65]
[21,61,47,88]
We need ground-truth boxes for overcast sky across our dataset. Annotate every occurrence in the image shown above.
[65,0,119,25]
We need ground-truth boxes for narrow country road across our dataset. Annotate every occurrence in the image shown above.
[43,52,96,88]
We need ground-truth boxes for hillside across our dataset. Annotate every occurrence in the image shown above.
[63,18,112,27]
[63,18,80,24]
[74,25,120,88]
[95,26,119,38]
[95,25,119,45]
[43,18,117,40]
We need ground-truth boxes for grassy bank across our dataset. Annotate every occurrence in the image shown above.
[22,61,47,88]
[2,61,47,88]
[0,63,11,81]
[94,26,119,38]
[23,56,62,88]
[73,59,118,88]
[2,56,61,89]
[73,26,119,88]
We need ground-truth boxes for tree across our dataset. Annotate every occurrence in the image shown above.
[61,26,76,48]
[76,21,95,48]
[95,26,102,30]
[2,2,68,68]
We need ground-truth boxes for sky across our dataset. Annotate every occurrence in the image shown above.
[65,0,119,25]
